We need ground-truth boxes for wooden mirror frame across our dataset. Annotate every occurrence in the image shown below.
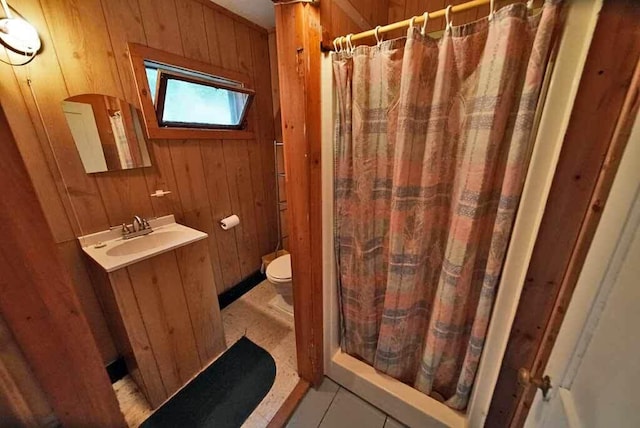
[128,43,255,140]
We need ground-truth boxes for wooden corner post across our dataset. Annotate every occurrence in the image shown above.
[273,1,324,386]
[0,105,126,426]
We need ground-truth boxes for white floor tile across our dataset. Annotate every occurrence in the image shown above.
[287,378,340,428]
[318,388,386,428]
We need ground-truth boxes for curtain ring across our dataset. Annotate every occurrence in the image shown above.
[346,33,354,53]
[409,16,417,29]
[338,36,345,52]
[421,11,429,36]
[488,0,495,21]
[333,37,340,52]
[374,25,383,46]
[445,5,453,31]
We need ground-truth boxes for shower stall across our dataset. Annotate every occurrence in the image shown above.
[320,1,603,426]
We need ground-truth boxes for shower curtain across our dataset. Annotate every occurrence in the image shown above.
[333,1,561,410]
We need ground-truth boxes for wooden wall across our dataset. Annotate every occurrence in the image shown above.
[268,29,289,251]
[0,99,125,426]
[0,0,277,364]
[0,314,56,427]
[388,0,544,35]
[97,239,225,408]
[320,0,390,47]
[320,0,545,49]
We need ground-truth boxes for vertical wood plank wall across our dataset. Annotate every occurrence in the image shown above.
[0,102,125,426]
[320,0,390,46]
[0,0,278,364]
[321,0,545,47]
[0,314,56,427]
[387,0,544,36]
[106,239,225,408]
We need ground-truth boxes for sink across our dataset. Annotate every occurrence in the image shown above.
[106,231,186,256]
[79,215,208,272]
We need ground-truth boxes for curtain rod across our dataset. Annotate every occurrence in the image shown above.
[332,0,492,48]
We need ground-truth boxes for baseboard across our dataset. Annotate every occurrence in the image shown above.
[219,270,266,310]
[106,357,128,384]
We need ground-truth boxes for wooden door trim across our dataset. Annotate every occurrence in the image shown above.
[511,55,640,427]
[267,379,311,427]
[486,1,640,425]
[273,1,325,386]
[0,105,126,426]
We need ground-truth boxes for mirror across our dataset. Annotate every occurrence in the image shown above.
[62,94,152,173]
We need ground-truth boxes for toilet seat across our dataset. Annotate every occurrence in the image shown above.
[266,254,291,283]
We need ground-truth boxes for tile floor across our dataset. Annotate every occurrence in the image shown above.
[113,279,298,427]
[288,378,405,428]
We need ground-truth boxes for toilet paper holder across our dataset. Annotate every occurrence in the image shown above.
[219,215,240,230]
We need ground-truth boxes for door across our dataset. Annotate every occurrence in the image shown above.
[524,112,640,428]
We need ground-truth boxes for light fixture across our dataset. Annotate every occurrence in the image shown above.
[0,0,41,56]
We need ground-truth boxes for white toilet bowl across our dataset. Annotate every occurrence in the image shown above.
[265,254,293,316]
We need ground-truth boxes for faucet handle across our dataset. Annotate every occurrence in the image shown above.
[132,215,143,232]
[121,223,132,234]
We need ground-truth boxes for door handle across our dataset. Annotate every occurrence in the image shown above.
[518,368,552,400]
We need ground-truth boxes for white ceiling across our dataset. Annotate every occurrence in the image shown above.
[210,0,275,30]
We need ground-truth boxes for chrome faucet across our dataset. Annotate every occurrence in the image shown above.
[121,215,153,239]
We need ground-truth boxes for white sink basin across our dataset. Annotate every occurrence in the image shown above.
[79,215,208,272]
[106,230,187,257]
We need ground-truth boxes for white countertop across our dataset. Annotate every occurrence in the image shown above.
[79,215,208,273]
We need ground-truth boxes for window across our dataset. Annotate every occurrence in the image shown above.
[128,43,255,139]
[144,61,253,130]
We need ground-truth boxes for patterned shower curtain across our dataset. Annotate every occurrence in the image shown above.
[333,1,561,410]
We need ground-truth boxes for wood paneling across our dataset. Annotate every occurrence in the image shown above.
[57,240,119,364]
[487,2,640,426]
[0,314,56,427]
[320,0,390,47]
[274,1,324,387]
[0,104,125,427]
[107,243,225,409]
[0,0,278,362]
[175,240,226,364]
[384,0,545,38]
[128,252,201,395]
[328,0,547,45]
[252,30,280,254]
[101,267,167,407]
[175,1,210,62]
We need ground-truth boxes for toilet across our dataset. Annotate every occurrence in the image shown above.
[265,254,294,316]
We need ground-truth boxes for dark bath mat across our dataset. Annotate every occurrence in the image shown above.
[140,336,276,428]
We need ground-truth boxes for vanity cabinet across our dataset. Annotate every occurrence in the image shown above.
[89,239,226,408]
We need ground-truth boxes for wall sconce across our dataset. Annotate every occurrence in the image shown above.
[0,0,41,61]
